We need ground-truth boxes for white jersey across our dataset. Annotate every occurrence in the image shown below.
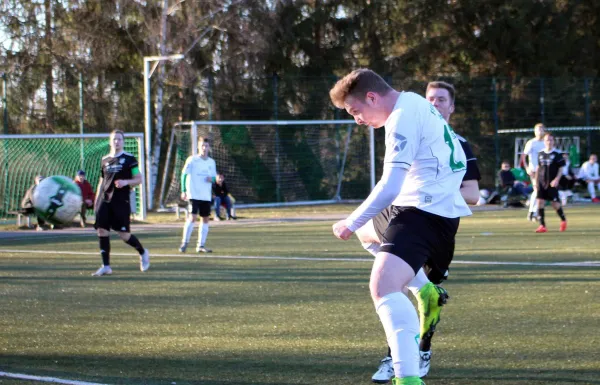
[523,138,545,172]
[182,155,217,201]
[578,161,599,180]
[385,92,471,218]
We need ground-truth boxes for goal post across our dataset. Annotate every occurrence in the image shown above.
[0,133,147,221]
[159,120,376,209]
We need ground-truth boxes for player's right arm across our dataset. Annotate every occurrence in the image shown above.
[180,156,193,200]
[334,107,419,240]
[523,140,533,175]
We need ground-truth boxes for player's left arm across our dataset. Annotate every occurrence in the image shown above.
[115,162,142,188]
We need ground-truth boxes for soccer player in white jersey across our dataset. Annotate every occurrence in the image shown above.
[577,154,600,203]
[329,69,471,385]
[521,123,547,221]
[367,81,481,383]
[179,137,218,253]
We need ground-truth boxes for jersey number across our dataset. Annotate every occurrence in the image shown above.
[443,125,466,172]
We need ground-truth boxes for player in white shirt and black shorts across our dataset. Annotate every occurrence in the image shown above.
[179,137,218,253]
[329,69,471,385]
[534,133,567,233]
[521,123,547,221]
[366,81,481,383]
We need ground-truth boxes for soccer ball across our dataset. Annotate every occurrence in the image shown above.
[33,175,83,225]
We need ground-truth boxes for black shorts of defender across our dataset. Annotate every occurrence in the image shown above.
[379,206,459,285]
[188,199,212,217]
[536,185,560,203]
[94,199,131,232]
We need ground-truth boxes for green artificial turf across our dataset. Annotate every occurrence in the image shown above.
[1,206,599,385]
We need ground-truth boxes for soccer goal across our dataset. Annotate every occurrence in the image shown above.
[159,120,375,209]
[0,133,147,220]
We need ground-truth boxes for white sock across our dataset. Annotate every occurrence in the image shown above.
[588,182,596,199]
[362,242,381,257]
[182,220,194,243]
[407,269,430,297]
[529,190,538,213]
[198,223,209,247]
[376,292,420,378]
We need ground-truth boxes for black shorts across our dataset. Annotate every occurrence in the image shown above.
[188,199,211,217]
[373,206,392,241]
[94,199,131,232]
[380,207,459,284]
[536,185,559,202]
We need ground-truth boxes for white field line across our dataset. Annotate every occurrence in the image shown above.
[0,371,108,385]
[0,248,599,267]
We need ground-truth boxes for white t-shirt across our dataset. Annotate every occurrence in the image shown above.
[523,138,545,172]
[578,161,599,180]
[182,155,217,201]
[385,92,471,218]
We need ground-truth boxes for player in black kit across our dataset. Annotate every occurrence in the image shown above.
[534,133,567,233]
[92,129,150,276]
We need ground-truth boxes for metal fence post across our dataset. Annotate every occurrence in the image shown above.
[585,78,591,157]
[493,78,500,169]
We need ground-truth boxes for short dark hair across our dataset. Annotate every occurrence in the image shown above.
[426,81,455,103]
[501,160,511,165]
[198,137,210,144]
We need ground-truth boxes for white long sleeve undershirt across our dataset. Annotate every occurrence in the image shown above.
[346,166,407,232]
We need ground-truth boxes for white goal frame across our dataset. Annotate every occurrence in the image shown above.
[159,120,377,209]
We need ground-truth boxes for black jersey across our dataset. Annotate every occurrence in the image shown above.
[98,152,139,203]
[536,149,565,188]
[457,134,481,181]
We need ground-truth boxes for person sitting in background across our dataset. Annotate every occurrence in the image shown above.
[74,170,95,227]
[577,154,600,203]
[20,175,47,231]
[498,161,532,197]
[212,173,236,220]
[558,153,575,205]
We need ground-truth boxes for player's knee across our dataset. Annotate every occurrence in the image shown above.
[117,231,130,241]
[97,228,109,237]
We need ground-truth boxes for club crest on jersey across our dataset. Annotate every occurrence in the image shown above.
[120,158,126,164]
[389,133,407,152]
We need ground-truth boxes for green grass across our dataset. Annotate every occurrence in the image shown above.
[1,206,599,385]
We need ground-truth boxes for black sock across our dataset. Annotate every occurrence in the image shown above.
[126,235,145,255]
[557,207,566,221]
[386,345,391,359]
[99,236,110,266]
[539,208,545,226]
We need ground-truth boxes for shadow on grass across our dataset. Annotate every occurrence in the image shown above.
[2,353,599,385]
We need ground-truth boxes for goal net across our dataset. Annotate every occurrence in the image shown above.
[0,133,146,220]
[159,120,371,209]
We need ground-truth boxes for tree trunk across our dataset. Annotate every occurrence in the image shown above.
[44,0,54,132]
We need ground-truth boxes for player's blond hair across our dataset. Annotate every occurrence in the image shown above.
[329,69,393,109]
